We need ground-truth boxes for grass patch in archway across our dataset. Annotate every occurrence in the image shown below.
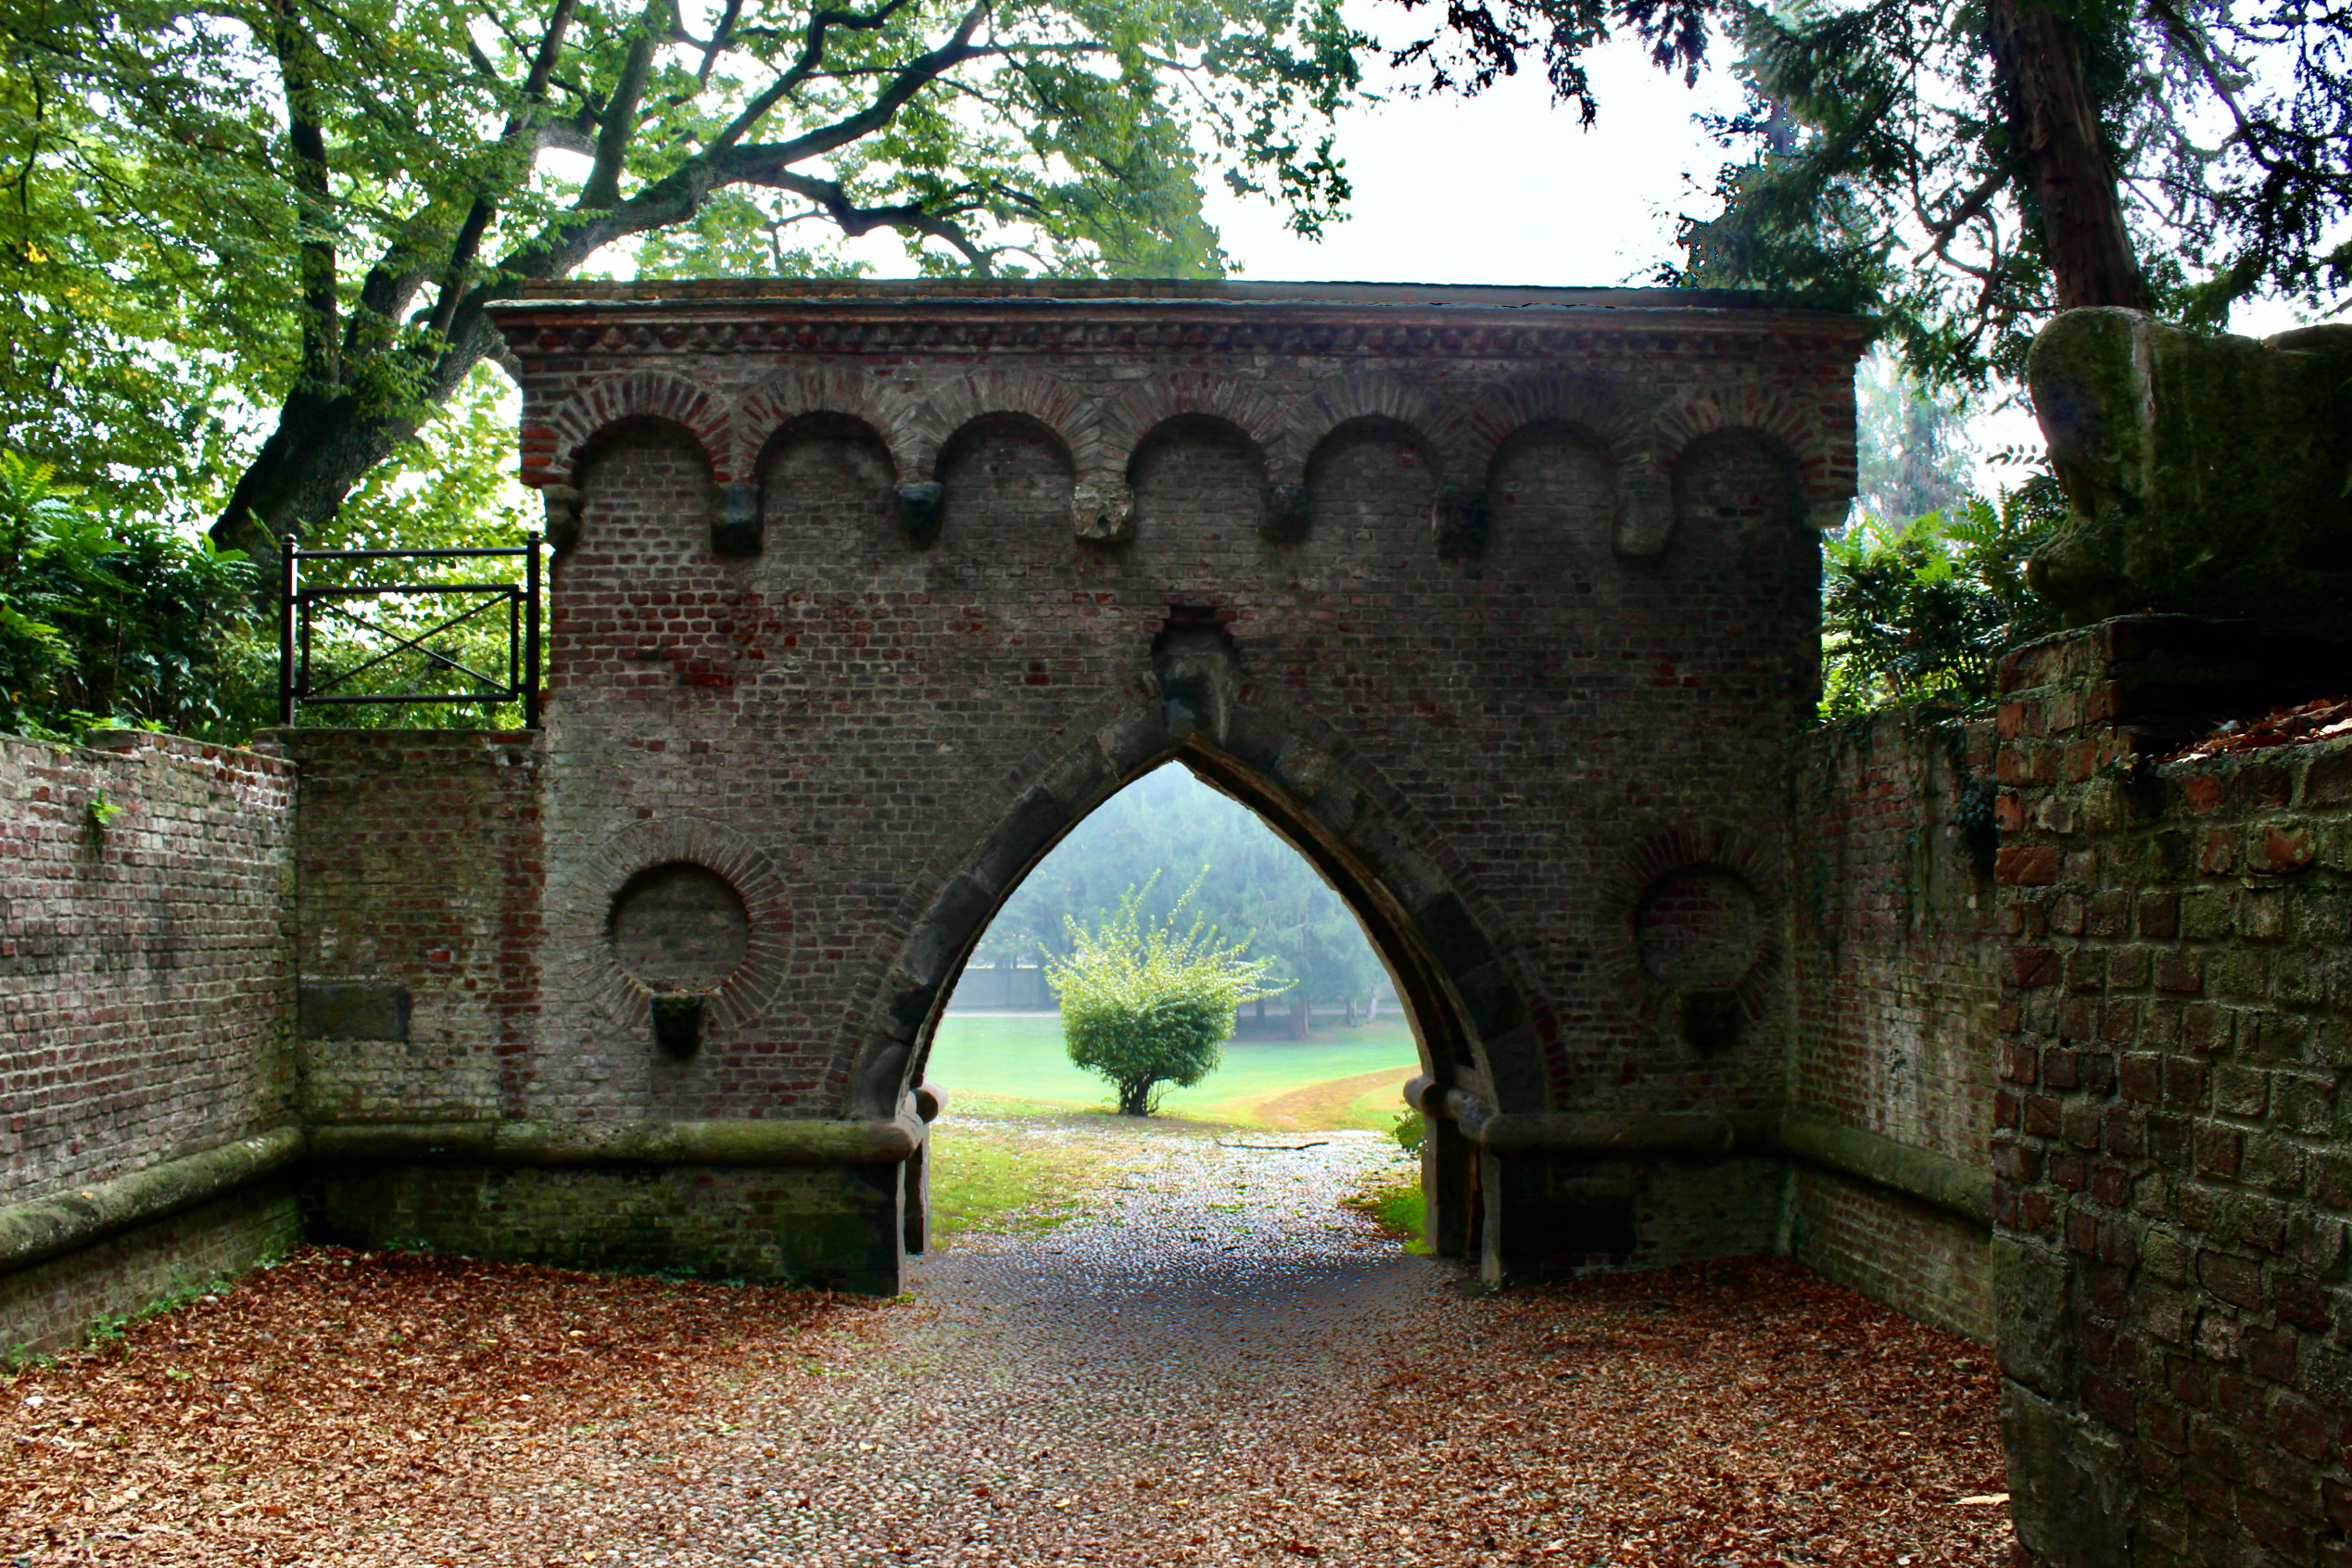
[926,1013,1421,1130]
[1342,1173,1431,1253]
[926,1111,1193,1241]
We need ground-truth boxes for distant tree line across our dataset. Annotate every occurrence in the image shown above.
[964,766,1387,1019]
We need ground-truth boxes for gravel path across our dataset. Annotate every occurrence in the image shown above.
[756,1123,1435,1564]
[4,1119,2015,1566]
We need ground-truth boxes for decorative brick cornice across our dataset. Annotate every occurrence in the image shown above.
[487,280,1872,366]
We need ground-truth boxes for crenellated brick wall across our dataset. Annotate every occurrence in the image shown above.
[1993,618,2352,1567]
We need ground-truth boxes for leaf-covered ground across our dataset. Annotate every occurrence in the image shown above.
[3,1127,2011,1566]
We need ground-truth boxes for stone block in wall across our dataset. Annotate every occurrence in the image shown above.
[298,983,411,1042]
[2029,310,2352,631]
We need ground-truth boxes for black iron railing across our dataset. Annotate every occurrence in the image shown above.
[278,538,542,727]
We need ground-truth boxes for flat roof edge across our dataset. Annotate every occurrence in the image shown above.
[486,276,1871,328]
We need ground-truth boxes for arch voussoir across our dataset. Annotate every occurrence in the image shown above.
[535,369,734,487]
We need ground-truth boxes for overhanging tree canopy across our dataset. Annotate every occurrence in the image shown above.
[1385,0,2352,386]
[0,0,1365,555]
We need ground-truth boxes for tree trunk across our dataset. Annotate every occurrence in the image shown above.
[210,314,505,585]
[1984,0,2146,310]
[1118,1079,1154,1117]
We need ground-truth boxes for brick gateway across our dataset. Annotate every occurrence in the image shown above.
[19,288,2352,1562]
[259,280,1869,1291]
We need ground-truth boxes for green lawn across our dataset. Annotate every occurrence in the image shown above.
[924,1013,1423,1131]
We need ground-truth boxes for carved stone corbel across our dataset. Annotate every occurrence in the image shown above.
[1612,455,1675,557]
[1259,483,1310,540]
[1072,479,1134,543]
[540,485,585,553]
[896,483,945,548]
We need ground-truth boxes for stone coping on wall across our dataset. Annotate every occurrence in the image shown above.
[0,1116,928,1282]
[0,726,297,778]
[489,278,1877,347]
[309,1115,925,1169]
[1405,1076,1992,1230]
[0,1128,306,1277]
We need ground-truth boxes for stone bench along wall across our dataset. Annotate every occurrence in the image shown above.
[0,733,299,1351]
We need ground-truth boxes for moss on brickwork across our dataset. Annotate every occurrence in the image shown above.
[1993,615,2352,1564]
[1,1184,301,1358]
[306,1164,904,1293]
[2029,310,2352,631]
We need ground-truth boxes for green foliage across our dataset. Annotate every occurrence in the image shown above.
[1675,1,2352,386]
[83,790,125,833]
[1385,0,2352,389]
[970,765,1386,1011]
[1,0,1371,552]
[1853,351,1973,527]
[1341,1175,1426,1250]
[1390,1106,1424,1155]
[1819,475,2065,720]
[1045,872,1284,1116]
[0,452,256,740]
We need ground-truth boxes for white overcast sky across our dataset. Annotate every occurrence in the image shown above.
[1199,30,1744,292]
[618,17,2330,492]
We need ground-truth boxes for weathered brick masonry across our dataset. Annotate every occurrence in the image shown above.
[1994,619,2352,1566]
[0,733,300,1349]
[1788,714,2001,1341]
[430,278,1873,1287]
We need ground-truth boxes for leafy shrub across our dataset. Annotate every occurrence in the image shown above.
[1045,873,1285,1117]
[0,451,255,739]
[1820,475,2065,720]
[1391,1107,1425,1156]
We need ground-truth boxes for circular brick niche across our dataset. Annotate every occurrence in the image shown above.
[1634,868,1763,992]
[608,863,750,992]
[1598,823,1780,1050]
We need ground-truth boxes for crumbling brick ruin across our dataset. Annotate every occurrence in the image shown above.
[8,283,2351,1564]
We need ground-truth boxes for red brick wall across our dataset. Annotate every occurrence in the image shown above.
[0,731,299,1348]
[0,733,297,1203]
[1993,620,2352,1567]
[277,729,544,1124]
[1789,713,2001,1338]
[504,295,1860,1143]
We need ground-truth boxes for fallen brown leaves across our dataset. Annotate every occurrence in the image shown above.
[1,1246,859,1566]
[1133,1258,2011,1567]
[1,1246,2009,1566]
[2169,694,2352,761]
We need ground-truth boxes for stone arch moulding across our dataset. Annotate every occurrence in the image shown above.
[547,814,791,1043]
[1098,373,1286,480]
[734,365,922,481]
[1650,386,1853,533]
[838,700,1545,1124]
[1594,820,1783,1048]
[903,368,1105,482]
[528,369,736,489]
